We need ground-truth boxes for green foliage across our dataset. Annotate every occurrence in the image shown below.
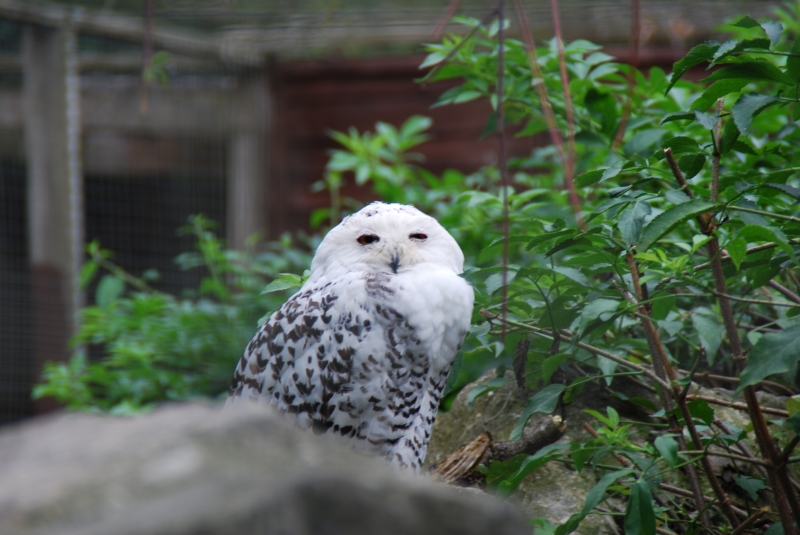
[33,216,312,413]
[312,8,800,533]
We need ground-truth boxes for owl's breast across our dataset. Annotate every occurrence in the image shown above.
[389,264,474,371]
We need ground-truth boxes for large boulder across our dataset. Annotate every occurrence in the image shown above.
[0,402,529,535]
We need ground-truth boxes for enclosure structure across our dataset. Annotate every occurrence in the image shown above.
[0,0,779,423]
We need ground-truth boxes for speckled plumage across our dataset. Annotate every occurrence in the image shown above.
[227,202,474,470]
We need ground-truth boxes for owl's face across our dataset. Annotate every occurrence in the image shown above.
[310,202,465,277]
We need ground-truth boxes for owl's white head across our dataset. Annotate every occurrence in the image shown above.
[310,202,465,278]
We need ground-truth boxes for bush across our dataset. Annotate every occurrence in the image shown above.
[33,216,313,414]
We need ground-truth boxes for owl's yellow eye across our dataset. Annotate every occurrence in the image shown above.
[357,234,380,245]
[409,233,427,240]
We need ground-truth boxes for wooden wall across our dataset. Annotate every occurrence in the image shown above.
[268,48,677,235]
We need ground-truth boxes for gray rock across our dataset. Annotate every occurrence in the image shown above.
[0,402,529,535]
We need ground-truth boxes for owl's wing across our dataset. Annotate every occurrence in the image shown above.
[228,269,472,470]
[227,274,397,437]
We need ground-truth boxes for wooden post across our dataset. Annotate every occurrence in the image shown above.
[227,70,271,250]
[23,21,83,412]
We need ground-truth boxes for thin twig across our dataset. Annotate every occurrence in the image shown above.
[711,292,800,308]
[431,0,461,39]
[479,309,672,391]
[547,0,582,227]
[711,98,723,203]
[726,204,800,224]
[685,394,789,418]
[714,419,770,482]
[702,168,800,531]
[659,484,749,519]
[679,450,771,467]
[730,508,769,535]
[686,372,796,397]
[768,280,800,305]
[497,0,509,343]
[611,0,640,149]
[512,0,567,168]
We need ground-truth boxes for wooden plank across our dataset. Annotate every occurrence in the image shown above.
[226,71,271,251]
[22,22,83,412]
[0,0,224,62]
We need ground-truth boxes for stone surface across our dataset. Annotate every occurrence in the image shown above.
[0,402,529,535]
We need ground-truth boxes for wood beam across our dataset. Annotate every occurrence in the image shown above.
[22,21,83,411]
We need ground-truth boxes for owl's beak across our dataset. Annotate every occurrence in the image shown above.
[390,252,401,274]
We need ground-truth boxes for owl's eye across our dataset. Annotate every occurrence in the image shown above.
[409,233,428,241]
[357,234,380,245]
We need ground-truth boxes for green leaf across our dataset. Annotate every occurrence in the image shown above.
[786,413,800,434]
[485,267,518,295]
[661,111,695,125]
[764,520,786,535]
[96,275,125,308]
[510,384,565,440]
[737,324,800,394]
[654,435,680,468]
[687,399,715,426]
[732,93,780,135]
[261,273,304,294]
[693,110,719,130]
[552,266,590,287]
[625,130,665,158]
[660,136,700,155]
[526,229,575,250]
[734,475,765,501]
[467,377,511,410]
[761,21,783,47]
[585,88,619,138]
[638,200,718,251]
[453,89,482,104]
[400,115,432,137]
[787,395,800,416]
[624,480,656,535]
[618,198,652,246]
[79,260,99,289]
[786,38,800,82]
[488,444,569,495]
[701,62,792,85]
[692,79,749,111]
[419,51,446,69]
[667,43,719,92]
[542,353,569,384]
[665,189,691,205]
[601,161,625,181]
[719,119,740,155]
[570,299,620,338]
[765,183,800,200]
[678,153,706,179]
[732,15,759,29]
[692,311,724,365]
[726,237,747,270]
[709,39,771,68]
[554,469,636,535]
[575,169,605,187]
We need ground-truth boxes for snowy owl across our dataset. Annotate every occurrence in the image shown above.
[228,202,474,470]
